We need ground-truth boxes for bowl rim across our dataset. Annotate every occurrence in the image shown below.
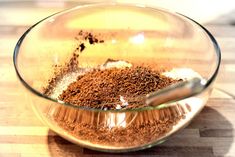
[13,3,221,112]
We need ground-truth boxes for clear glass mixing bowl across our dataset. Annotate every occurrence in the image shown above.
[13,4,221,152]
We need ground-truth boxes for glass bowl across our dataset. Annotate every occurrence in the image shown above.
[13,4,221,152]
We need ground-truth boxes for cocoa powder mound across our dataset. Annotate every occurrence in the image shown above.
[42,30,189,149]
[59,66,180,109]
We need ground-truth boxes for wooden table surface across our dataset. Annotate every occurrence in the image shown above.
[0,1,235,157]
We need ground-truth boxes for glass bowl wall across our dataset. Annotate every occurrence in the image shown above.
[13,4,220,152]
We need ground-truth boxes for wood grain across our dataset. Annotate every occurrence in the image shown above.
[0,1,235,157]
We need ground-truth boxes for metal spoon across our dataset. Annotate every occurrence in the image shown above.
[146,77,206,108]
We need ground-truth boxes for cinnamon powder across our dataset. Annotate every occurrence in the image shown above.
[52,66,187,148]
[42,30,189,149]
[59,66,181,109]
[54,104,186,147]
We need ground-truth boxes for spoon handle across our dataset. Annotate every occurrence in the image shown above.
[146,77,205,107]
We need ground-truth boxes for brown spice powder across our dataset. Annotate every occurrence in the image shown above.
[59,66,181,109]
[52,66,187,148]
[53,104,187,147]
[43,30,189,149]
[43,31,104,95]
